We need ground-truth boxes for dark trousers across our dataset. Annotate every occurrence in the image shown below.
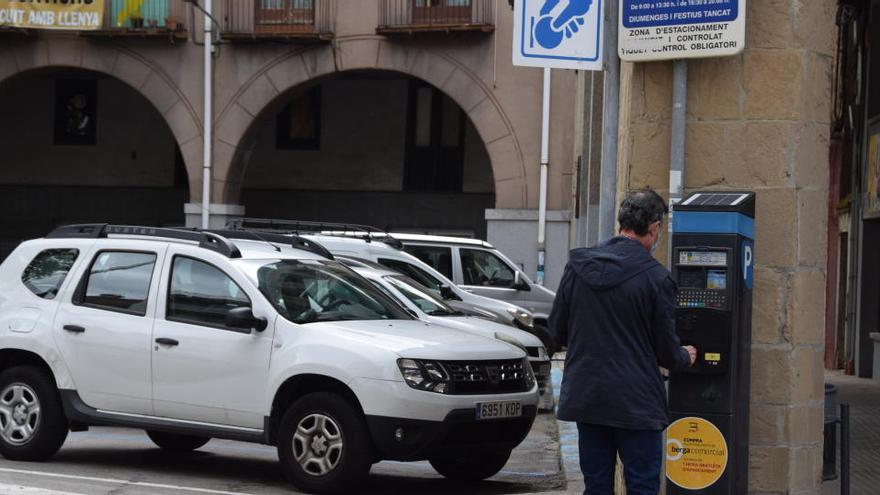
[576,423,663,495]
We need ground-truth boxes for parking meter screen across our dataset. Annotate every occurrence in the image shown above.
[706,270,727,290]
[679,270,705,289]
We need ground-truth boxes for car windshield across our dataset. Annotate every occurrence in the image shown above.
[384,275,460,317]
[238,259,412,324]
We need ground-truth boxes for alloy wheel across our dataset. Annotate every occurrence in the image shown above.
[0,383,41,446]
[292,413,343,476]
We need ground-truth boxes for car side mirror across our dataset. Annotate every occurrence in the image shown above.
[226,307,268,333]
[514,272,531,291]
[440,285,462,301]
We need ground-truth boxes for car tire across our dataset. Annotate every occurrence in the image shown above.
[277,392,373,494]
[429,448,512,481]
[0,366,68,461]
[146,431,210,452]
[533,324,557,356]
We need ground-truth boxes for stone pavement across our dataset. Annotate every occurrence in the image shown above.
[822,371,880,495]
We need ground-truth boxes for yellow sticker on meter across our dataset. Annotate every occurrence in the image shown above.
[705,353,721,362]
[666,417,728,490]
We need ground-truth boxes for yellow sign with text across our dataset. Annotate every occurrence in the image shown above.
[666,416,728,490]
[0,0,104,30]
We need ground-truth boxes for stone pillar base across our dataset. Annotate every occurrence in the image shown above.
[184,203,246,229]
[484,208,571,291]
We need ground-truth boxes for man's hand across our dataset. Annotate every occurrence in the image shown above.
[683,346,697,366]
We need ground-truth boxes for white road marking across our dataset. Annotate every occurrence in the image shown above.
[0,483,85,495]
[0,468,256,495]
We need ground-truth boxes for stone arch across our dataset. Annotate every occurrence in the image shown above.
[0,36,203,200]
[214,36,527,207]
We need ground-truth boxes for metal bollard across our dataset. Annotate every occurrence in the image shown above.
[840,402,850,495]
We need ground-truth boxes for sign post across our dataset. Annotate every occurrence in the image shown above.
[618,0,746,62]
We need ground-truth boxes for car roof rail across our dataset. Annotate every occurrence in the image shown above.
[227,218,404,250]
[208,229,334,260]
[46,224,242,259]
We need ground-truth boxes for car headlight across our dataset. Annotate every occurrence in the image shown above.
[506,308,534,329]
[397,358,451,394]
[524,358,536,390]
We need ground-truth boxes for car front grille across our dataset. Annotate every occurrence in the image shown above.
[440,359,530,395]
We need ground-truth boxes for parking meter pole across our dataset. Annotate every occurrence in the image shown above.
[841,402,850,495]
[597,0,620,242]
[537,68,550,286]
[201,0,214,229]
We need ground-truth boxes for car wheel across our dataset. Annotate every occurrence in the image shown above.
[0,366,68,461]
[429,448,512,481]
[277,392,373,494]
[146,431,210,452]
[533,324,557,356]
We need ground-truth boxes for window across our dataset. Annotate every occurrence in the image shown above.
[238,259,411,324]
[54,79,97,146]
[404,82,466,192]
[403,245,453,279]
[460,248,515,288]
[385,275,458,316]
[77,251,157,316]
[377,258,444,292]
[167,257,251,328]
[21,249,79,300]
[276,86,321,150]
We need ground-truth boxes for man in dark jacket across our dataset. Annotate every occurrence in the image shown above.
[549,189,697,495]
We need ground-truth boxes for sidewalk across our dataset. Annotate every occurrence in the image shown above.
[552,356,586,494]
[822,371,880,495]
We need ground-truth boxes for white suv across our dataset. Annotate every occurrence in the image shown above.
[0,225,539,494]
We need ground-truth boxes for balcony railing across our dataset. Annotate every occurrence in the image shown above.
[220,0,334,41]
[85,0,187,37]
[378,0,495,34]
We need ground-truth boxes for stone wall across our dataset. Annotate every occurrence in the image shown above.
[617,1,836,493]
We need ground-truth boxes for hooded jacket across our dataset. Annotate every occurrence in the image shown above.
[549,236,690,430]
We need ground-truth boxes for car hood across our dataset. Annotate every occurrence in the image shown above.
[426,316,543,348]
[302,319,526,361]
[455,292,532,321]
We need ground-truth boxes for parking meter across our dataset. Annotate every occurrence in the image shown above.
[666,191,755,494]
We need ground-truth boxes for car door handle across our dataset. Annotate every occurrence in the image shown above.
[63,325,85,334]
[155,338,179,346]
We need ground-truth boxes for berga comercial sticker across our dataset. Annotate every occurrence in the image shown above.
[618,0,746,62]
[0,0,103,30]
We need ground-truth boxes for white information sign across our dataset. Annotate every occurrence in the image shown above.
[618,0,746,62]
[513,0,605,71]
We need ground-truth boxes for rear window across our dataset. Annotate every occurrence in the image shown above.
[21,249,79,300]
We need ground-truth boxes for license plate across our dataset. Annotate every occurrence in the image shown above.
[475,400,522,420]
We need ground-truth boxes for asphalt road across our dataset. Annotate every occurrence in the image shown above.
[0,414,564,495]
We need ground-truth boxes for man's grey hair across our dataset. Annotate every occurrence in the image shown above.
[617,189,668,236]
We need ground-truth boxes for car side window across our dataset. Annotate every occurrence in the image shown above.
[21,248,79,300]
[460,248,515,288]
[403,245,453,279]
[167,256,251,329]
[377,258,443,291]
[77,251,157,316]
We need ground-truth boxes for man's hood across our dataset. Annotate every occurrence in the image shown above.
[568,237,659,290]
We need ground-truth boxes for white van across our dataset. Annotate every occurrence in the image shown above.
[389,234,557,331]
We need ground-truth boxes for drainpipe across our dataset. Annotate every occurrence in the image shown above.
[537,67,551,286]
[201,0,213,229]
[668,60,687,264]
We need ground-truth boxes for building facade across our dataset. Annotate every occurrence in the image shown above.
[0,0,576,290]
[615,1,837,493]
[0,0,844,493]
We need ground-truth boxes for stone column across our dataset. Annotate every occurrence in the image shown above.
[616,1,836,493]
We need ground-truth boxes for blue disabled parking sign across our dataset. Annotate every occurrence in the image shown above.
[512,0,605,71]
